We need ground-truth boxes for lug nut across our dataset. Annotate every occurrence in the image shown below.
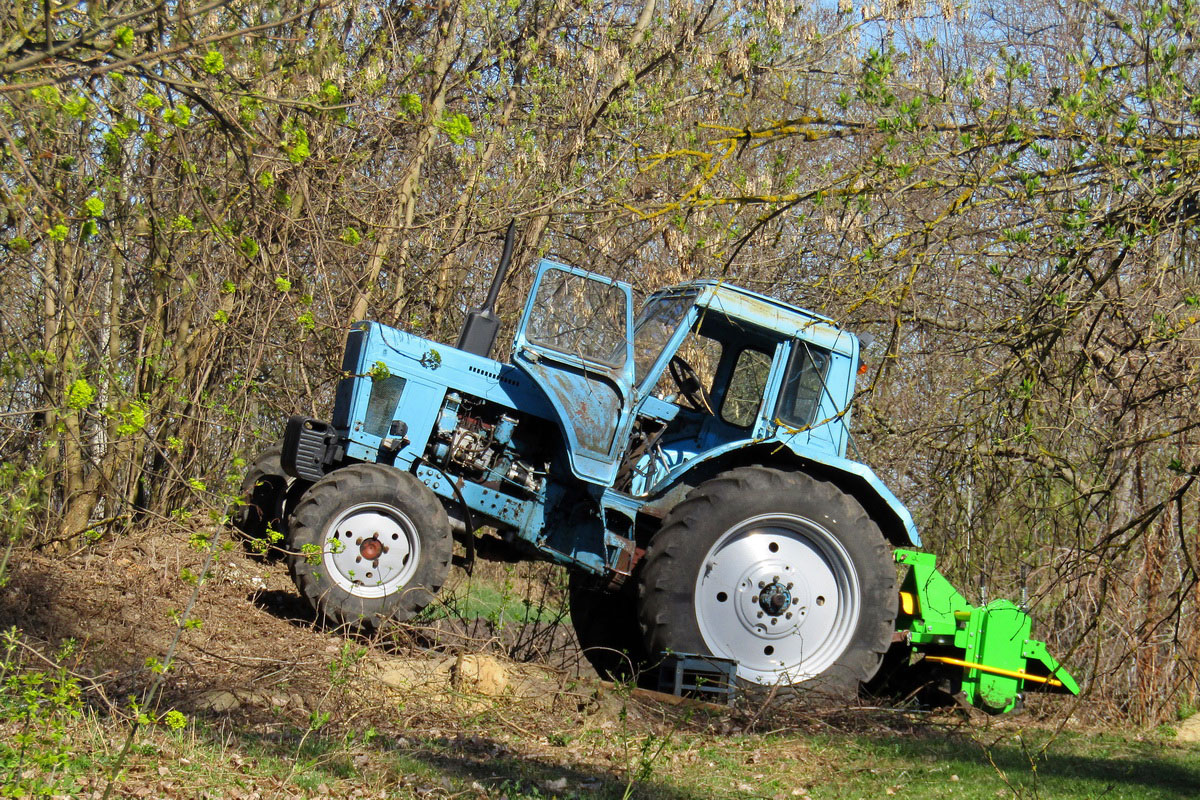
[757,611,763,618]
[751,595,759,603]
[372,559,379,568]
[758,581,765,588]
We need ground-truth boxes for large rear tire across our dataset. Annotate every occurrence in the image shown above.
[287,463,452,629]
[638,467,895,695]
[568,573,651,683]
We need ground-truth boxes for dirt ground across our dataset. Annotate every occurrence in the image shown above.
[0,525,715,748]
[8,522,1185,800]
[0,522,1111,745]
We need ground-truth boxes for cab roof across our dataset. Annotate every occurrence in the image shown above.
[656,280,857,356]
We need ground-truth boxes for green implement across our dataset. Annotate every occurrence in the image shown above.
[894,549,1080,714]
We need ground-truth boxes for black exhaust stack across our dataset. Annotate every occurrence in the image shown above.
[456,221,517,358]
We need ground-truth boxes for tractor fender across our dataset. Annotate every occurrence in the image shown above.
[649,440,921,548]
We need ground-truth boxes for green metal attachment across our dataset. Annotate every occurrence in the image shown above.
[894,549,1079,713]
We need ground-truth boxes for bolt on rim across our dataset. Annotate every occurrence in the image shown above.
[694,513,861,684]
[322,502,421,598]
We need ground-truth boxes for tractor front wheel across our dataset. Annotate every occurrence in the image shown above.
[287,463,452,629]
[233,442,310,556]
[638,467,895,694]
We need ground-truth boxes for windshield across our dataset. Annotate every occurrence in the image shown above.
[632,291,697,384]
[525,268,628,367]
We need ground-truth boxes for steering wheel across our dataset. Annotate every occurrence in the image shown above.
[668,355,713,413]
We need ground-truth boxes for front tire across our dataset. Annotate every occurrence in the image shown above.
[233,442,310,556]
[638,467,895,694]
[287,463,452,629]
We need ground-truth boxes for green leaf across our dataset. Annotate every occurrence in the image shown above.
[398,93,422,117]
[274,276,291,292]
[67,379,96,410]
[83,197,104,217]
[282,120,310,163]
[164,104,191,127]
[437,112,473,144]
[240,237,260,258]
[63,95,89,118]
[163,710,187,730]
[367,360,391,380]
[202,50,225,75]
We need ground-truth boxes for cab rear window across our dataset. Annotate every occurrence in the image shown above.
[775,343,830,428]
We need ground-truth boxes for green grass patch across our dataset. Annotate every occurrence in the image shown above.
[665,728,1200,800]
[424,567,569,628]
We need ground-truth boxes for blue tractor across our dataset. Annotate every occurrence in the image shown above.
[237,228,1078,709]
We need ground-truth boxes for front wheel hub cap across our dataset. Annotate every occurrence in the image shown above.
[323,502,420,598]
[359,537,383,561]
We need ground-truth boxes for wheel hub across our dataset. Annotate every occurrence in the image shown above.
[694,513,861,684]
[759,581,792,616]
[359,537,384,561]
[731,562,806,640]
[322,502,421,598]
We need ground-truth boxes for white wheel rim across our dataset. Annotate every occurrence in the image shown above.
[322,502,421,598]
[694,513,861,685]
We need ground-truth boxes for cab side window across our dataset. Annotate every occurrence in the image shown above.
[775,343,831,428]
[720,348,772,428]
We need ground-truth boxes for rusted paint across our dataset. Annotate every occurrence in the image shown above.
[521,360,621,457]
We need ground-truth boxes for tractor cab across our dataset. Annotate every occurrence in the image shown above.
[512,262,862,497]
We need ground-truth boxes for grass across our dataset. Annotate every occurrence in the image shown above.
[782,730,1198,800]
[432,580,567,626]
[426,561,571,628]
[5,673,1198,800]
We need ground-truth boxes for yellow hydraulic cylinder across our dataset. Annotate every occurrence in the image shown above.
[924,655,1065,688]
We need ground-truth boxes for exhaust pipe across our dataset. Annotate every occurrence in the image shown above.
[456,220,517,358]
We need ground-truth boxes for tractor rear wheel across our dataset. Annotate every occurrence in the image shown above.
[568,573,651,683]
[638,467,895,695]
[287,463,452,629]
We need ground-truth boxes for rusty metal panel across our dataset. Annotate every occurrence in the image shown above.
[520,359,621,457]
